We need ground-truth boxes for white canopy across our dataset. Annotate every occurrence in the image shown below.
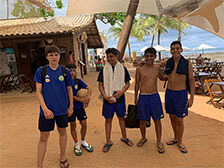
[67,0,224,39]
[193,43,215,50]
[153,45,168,51]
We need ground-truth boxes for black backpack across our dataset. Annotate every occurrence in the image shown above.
[41,65,67,86]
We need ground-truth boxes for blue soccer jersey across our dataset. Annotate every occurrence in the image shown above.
[72,78,88,110]
[34,65,73,116]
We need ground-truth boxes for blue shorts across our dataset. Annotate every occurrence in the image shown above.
[137,93,164,121]
[102,103,126,119]
[165,89,188,118]
[68,108,87,122]
[38,114,68,132]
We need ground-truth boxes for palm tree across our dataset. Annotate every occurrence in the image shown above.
[108,17,152,59]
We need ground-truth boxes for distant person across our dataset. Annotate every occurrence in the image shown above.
[134,47,167,153]
[96,58,104,72]
[65,63,94,156]
[97,48,133,153]
[69,51,74,63]
[195,54,204,65]
[34,45,73,168]
[163,41,195,154]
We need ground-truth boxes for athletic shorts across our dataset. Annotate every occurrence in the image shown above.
[137,93,164,121]
[38,114,68,132]
[165,89,188,118]
[68,108,87,122]
[102,103,126,119]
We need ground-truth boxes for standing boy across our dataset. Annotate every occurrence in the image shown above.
[34,45,73,168]
[134,47,167,153]
[164,41,195,153]
[65,63,94,156]
[97,48,133,153]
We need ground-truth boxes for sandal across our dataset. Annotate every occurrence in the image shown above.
[120,138,133,146]
[166,140,178,145]
[178,145,188,154]
[137,139,147,147]
[74,146,82,156]
[81,143,94,152]
[60,159,69,168]
[102,141,113,153]
[158,143,165,154]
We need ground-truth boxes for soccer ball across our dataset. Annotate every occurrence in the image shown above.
[76,89,88,98]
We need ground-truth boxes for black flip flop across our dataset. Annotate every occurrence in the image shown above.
[60,159,69,168]
[102,141,113,153]
[120,138,133,146]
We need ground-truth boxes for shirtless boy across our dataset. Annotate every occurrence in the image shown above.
[134,47,167,153]
[164,41,195,153]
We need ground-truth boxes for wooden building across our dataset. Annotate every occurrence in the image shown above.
[0,15,103,77]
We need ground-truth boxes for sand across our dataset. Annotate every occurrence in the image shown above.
[0,65,223,168]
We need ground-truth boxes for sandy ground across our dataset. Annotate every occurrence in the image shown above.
[0,65,224,168]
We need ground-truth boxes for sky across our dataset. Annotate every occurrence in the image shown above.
[1,0,224,52]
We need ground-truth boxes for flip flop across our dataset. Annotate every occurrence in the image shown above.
[60,159,69,168]
[120,138,133,146]
[81,144,94,152]
[158,143,165,154]
[102,141,113,153]
[166,140,178,145]
[178,145,188,154]
[74,146,82,156]
[137,139,147,147]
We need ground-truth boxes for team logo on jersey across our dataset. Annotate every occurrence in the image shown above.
[45,75,50,83]
[75,84,78,89]
[58,75,64,81]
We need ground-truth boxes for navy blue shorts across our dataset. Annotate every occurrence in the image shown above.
[137,93,164,121]
[68,108,87,122]
[102,103,126,119]
[165,89,188,118]
[38,114,68,132]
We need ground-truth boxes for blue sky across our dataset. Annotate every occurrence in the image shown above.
[1,0,224,52]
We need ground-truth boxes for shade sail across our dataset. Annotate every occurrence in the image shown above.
[67,0,224,39]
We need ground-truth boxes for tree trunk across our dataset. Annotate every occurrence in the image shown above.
[128,41,131,58]
[178,20,181,41]
[7,0,9,19]
[158,28,161,60]
[151,34,155,47]
[117,0,139,62]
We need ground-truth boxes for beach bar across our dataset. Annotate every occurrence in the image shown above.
[0,15,103,77]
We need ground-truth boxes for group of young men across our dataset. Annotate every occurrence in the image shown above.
[34,40,195,168]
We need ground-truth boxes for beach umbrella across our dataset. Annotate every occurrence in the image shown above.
[67,0,224,39]
[182,46,191,51]
[140,46,148,52]
[193,44,215,50]
[153,45,167,51]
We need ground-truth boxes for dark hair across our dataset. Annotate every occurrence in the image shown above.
[45,45,60,56]
[65,63,77,69]
[69,51,73,55]
[170,41,182,49]
[144,47,157,56]
[105,48,118,56]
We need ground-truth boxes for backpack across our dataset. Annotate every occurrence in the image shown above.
[41,65,67,86]
[75,78,81,90]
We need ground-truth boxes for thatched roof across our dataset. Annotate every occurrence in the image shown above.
[0,15,103,48]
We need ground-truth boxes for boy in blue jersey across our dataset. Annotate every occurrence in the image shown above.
[135,47,167,153]
[34,45,73,168]
[97,48,133,153]
[65,63,94,156]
